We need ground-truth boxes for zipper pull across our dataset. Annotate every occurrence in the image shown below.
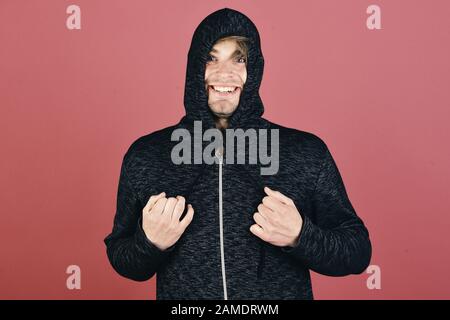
[215,146,224,165]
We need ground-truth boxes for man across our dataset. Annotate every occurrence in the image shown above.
[104,8,371,300]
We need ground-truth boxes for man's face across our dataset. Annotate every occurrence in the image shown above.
[204,39,247,119]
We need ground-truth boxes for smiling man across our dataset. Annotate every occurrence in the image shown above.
[104,8,372,300]
[204,35,248,129]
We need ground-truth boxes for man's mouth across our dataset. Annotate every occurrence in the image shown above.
[208,85,241,97]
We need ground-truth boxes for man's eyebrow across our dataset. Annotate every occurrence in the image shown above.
[231,49,245,57]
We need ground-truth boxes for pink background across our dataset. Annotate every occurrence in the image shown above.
[1,0,449,299]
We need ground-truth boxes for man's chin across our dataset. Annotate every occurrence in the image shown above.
[208,104,238,119]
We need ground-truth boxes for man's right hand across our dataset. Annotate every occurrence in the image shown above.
[141,192,194,251]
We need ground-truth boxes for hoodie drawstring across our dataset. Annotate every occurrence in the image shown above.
[234,164,268,280]
[256,241,266,280]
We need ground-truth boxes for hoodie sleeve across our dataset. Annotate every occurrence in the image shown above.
[281,146,372,276]
[103,155,175,282]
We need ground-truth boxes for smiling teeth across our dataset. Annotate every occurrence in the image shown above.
[213,86,236,92]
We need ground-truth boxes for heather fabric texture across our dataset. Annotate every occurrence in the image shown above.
[103,8,371,300]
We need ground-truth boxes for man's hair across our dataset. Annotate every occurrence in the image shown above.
[216,35,249,64]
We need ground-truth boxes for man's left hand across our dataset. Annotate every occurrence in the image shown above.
[250,186,303,248]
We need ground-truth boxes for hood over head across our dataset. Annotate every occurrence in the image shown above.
[173,9,270,277]
[180,8,265,130]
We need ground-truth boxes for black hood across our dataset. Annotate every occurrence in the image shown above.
[180,8,265,130]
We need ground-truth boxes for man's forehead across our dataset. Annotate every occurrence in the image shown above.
[210,46,241,52]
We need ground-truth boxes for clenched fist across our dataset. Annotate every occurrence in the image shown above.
[250,186,303,248]
[142,192,194,251]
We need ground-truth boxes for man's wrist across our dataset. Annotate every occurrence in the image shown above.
[287,221,303,247]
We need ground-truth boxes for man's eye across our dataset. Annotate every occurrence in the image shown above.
[237,57,246,63]
[206,55,217,63]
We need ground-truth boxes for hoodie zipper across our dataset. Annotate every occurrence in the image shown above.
[216,147,228,300]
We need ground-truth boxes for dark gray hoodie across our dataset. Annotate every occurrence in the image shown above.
[104,7,372,300]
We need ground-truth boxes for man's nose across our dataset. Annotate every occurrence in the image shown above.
[216,61,235,76]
